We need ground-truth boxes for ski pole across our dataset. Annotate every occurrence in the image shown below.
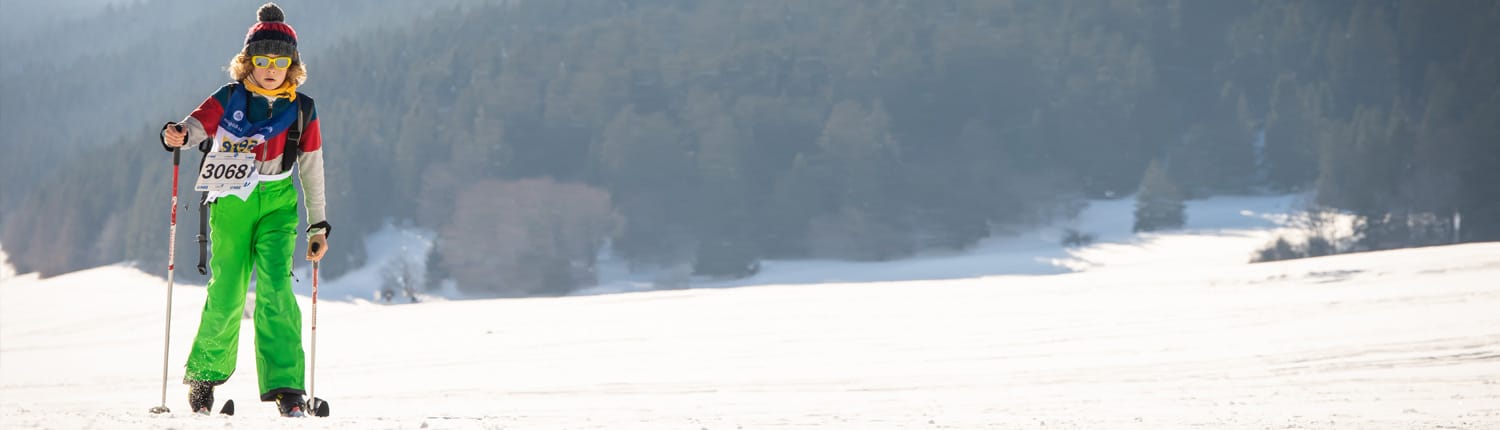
[149,138,182,415]
[308,245,320,415]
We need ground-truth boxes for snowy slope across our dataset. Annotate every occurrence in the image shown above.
[3,197,1500,429]
[583,195,1305,295]
[0,243,15,283]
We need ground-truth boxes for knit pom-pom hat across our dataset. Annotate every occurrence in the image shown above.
[243,3,298,61]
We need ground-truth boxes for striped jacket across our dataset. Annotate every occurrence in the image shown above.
[174,83,328,236]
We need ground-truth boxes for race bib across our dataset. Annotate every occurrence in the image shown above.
[194,151,257,192]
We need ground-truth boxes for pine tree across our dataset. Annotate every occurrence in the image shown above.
[805,100,911,260]
[1134,160,1186,232]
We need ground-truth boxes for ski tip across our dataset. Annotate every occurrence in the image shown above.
[219,399,235,416]
[311,398,330,417]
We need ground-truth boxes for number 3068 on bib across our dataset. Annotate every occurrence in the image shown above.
[194,152,257,192]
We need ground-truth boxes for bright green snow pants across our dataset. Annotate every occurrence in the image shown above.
[184,177,306,401]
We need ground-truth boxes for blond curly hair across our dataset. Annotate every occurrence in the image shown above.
[227,52,307,86]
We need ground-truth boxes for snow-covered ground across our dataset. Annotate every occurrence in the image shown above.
[583,194,1307,295]
[0,243,15,283]
[3,195,1499,429]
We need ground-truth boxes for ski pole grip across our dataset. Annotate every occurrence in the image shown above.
[311,242,322,254]
[171,124,185,165]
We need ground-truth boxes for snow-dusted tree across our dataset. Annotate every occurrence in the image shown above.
[1133,160,1186,232]
[380,250,424,303]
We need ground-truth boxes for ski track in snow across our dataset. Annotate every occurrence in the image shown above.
[3,196,1500,429]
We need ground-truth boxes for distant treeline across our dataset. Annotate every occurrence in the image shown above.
[5,0,1498,296]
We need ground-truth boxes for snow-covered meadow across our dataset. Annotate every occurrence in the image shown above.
[2,196,1498,429]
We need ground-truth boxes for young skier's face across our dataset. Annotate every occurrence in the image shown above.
[250,54,289,89]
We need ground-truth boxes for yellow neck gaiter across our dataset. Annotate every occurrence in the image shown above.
[242,78,298,101]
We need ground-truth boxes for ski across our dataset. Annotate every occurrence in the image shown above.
[275,396,330,418]
[310,397,330,417]
[192,399,233,416]
[176,398,332,417]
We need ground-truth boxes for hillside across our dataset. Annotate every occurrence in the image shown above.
[3,219,1497,428]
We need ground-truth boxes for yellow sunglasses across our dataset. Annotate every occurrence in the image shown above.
[251,55,293,69]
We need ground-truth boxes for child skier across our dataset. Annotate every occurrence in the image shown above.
[159,2,330,417]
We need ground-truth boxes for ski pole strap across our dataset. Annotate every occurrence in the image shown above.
[306,221,332,239]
